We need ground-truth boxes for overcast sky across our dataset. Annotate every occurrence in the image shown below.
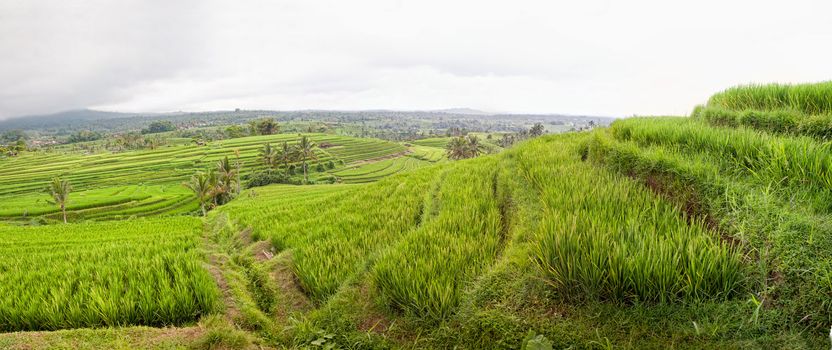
[1,0,831,119]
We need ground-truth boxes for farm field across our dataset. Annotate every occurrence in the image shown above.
[407,144,446,162]
[329,155,433,183]
[410,137,451,148]
[2,83,832,349]
[0,217,218,331]
[0,133,405,222]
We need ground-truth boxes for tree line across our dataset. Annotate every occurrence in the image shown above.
[445,123,548,160]
[257,135,330,184]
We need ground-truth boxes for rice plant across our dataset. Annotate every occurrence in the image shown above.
[0,133,405,221]
[519,136,744,303]
[692,105,832,141]
[371,157,503,320]
[611,117,832,192]
[707,81,832,115]
[0,217,220,331]
[215,166,440,302]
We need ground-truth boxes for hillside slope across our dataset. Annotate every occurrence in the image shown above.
[2,82,830,349]
[202,134,791,348]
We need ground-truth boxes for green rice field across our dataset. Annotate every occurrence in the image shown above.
[3,82,832,349]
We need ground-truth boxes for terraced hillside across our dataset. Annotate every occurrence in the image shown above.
[329,156,433,183]
[585,82,832,332]
[2,82,831,349]
[0,134,404,221]
[202,136,764,348]
[411,137,452,148]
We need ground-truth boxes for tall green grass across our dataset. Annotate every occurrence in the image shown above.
[216,168,438,302]
[590,116,832,327]
[708,81,832,115]
[519,135,743,303]
[217,132,749,326]
[371,158,503,320]
[692,105,832,141]
[612,117,832,192]
[0,217,219,331]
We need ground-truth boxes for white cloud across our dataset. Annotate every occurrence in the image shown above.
[1,0,831,119]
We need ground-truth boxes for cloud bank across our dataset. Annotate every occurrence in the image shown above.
[1,0,831,119]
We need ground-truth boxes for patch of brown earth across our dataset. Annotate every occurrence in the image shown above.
[206,254,241,321]
[237,228,253,245]
[355,283,392,334]
[250,240,276,262]
[270,252,312,319]
[143,326,204,347]
[0,326,205,350]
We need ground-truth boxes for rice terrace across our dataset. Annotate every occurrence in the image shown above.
[2,1,832,349]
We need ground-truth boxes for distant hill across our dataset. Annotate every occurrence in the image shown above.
[0,108,614,136]
[432,108,494,115]
[0,109,151,132]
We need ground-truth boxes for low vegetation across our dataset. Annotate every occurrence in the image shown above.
[0,217,219,331]
[2,82,831,349]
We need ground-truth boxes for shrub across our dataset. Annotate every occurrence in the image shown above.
[311,175,337,184]
[244,170,290,189]
[141,120,176,134]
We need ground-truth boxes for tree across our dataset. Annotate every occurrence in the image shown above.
[499,134,516,148]
[183,172,216,216]
[259,143,276,167]
[214,156,240,206]
[530,123,545,137]
[4,140,26,156]
[465,135,484,157]
[446,136,469,160]
[48,177,72,223]
[249,118,279,135]
[225,125,248,138]
[68,130,103,143]
[275,141,297,169]
[1,130,27,144]
[446,135,485,160]
[296,136,317,184]
[142,121,176,134]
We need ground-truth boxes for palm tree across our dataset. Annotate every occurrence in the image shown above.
[259,143,276,167]
[465,135,484,157]
[446,136,468,160]
[296,136,318,184]
[275,141,297,169]
[215,156,240,205]
[530,123,545,137]
[48,177,72,223]
[183,172,216,216]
